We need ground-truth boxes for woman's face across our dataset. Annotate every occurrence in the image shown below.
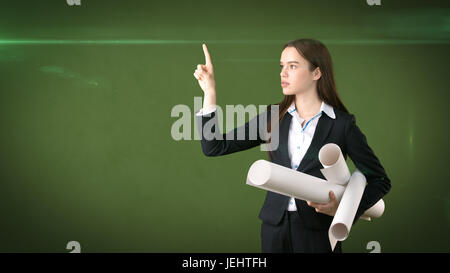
[280,46,320,96]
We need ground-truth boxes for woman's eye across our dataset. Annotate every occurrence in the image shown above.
[280,65,296,70]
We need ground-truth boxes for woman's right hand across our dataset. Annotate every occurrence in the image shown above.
[194,44,216,95]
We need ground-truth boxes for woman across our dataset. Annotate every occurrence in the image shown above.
[193,39,391,253]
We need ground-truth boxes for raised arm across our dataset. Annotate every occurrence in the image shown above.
[194,44,216,114]
[193,44,274,156]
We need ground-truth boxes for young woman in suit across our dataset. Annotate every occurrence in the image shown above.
[193,39,391,253]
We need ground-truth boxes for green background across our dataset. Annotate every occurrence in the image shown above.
[0,0,449,252]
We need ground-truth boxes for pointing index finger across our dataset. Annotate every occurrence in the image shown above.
[202,43,212,67]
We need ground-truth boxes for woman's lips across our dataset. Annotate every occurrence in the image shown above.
[281,82,290,88]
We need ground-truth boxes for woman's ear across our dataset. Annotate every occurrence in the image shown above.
[313,67,322,81]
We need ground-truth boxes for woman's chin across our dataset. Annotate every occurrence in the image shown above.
[282,88,295,95]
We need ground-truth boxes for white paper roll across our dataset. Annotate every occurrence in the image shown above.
[246,160,384,219]
[329,169,367,250]
[319,143,351,186]
[246,160,345,203]
[246,156,387,251]
[361,199,385,219]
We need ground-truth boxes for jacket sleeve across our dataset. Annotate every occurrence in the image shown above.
[195,106,272,157]
[344,114,392,223]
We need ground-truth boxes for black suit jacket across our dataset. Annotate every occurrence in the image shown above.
[195,105,391,230]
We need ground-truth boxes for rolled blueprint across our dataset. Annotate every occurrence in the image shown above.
[246,159,345,203]
[318,143,385,221]
[319,143,351,186]
[361,199,385,220]
[329,170,366,250]
[246,159,384,219]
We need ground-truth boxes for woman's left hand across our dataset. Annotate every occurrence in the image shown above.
[307,191,339,216]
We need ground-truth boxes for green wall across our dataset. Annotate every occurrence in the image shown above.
[0,0,449,252]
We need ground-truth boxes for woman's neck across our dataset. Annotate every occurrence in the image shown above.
[294,88,322,120]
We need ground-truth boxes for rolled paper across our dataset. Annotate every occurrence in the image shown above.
[246,159,384,219]
[246,151,387,251]
[329,170,366,250]
[361,199,385,219]
[319,143,351,186]
[246,159,345,204]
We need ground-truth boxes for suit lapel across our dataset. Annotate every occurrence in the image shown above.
[297,114,334,173]
[277,114,292,168]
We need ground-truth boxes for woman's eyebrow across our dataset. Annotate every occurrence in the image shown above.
[280,61,300,64]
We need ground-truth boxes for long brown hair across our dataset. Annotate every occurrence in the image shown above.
[266,39,348,156]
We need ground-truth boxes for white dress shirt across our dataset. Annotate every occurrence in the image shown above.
[195,100,336,212]
[285,101,335,211]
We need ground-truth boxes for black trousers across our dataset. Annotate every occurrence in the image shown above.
[261,210,342,253]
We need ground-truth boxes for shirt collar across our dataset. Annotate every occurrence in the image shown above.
[287,101,336,119]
